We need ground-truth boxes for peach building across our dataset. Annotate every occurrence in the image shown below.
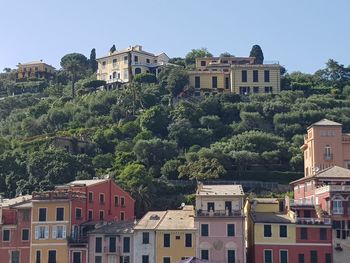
[16,60,55,80]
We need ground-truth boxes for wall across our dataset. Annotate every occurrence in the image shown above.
[134,230,156,263]
[254,223,296,244]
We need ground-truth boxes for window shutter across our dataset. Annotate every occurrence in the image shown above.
[35,227,39,239]
[45,226,49,239]
[52,226,57,239]
[63,226,66,238]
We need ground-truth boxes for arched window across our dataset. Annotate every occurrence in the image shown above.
[135,68,141,75]
[113,72,117,79]
[324,145,332,160]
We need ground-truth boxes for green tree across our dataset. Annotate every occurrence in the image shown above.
[134,73,157,84]
[185,48,213,66]
[117,163,152,190]
[249,45,264,64]
[110,44,116,53]
[139,106,169,136]
[178,158,226,181]
[60,53,88,97]
[219,52,234,57]
[89,48,98,72]
[166,67,189,97]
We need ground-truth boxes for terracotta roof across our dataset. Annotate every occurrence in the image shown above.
[134,211,167,230]
[157,206,195,230]
[308,119,342,129]
[290,166,350,185]
[88,220,135,235]
[251,212,294,224]
[197,185,244,196]
[0,195,32,208]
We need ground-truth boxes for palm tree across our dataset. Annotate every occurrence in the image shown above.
[133,184,152,218]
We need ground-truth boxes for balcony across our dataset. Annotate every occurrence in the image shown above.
[324,154,333,161]
[315,185,350,195]
[296,217,331,225]
[32,191,86,201]
[196,209,242,217]
[68,235,88,247]
[290,199,315,206]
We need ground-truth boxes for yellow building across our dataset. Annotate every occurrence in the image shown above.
[17,60,55,80]
[30,191,84,263]
[155,206,196,263]
[96,45,169,89]
[188,57,281,96]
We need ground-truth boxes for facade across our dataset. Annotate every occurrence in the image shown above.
[134,211,167,263]
[155,206,196,263]
[301,119,350,177]
[246,198,332,263]
[88,220,135,263]
[195,184,246,263]
[188,57,280,96]
[16,60,55,80]
[96,45,169,88]
[0,195,32,263]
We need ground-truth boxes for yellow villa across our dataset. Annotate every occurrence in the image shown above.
[155,206,196,263]
[16,60,55,80]
[188,57,281,96]
[96,45,169,89]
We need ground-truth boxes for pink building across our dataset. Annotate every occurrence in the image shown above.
[0,195,32,263]
[292,119,350,263]
[194,184,245,263]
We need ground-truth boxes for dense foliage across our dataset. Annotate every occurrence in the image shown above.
[1,47,350,217]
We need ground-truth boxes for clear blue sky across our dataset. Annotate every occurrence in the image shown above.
[1,0,349,73]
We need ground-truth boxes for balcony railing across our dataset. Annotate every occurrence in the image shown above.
[196,209,242,217]
[290,199,315,206]
[296,217,331,225]
[67,235,88,245]
[33,191,86,201]
[315,185,350,195]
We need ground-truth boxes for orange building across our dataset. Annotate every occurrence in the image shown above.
[16,60,55,80]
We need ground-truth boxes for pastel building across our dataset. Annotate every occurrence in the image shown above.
[133,211,167,263]
[0,195,32,263]
[16,60,55,80]
[88,220,135,263]
[246,198,332,263]
[155,206,196,263]
[188,57,280,96]
[96,45,169,88]
[194,184,246,263]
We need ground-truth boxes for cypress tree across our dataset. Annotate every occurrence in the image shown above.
[249,45,264,64]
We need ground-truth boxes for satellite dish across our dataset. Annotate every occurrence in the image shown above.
[180,203,185,208]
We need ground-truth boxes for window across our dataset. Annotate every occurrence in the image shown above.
[22,229,29,241]
[102,61,106,68]
[253,86,259,93]
[23,210,30,221]
[176,235,180,240]
[109,237,116,252]
[163,233,170,247]
[201,250,209,260]
[227,224,235,236]
[333,199,343,214]
[320,228,327,240]
[163,257,170,263]
[114,196,119,206]
[228,250,235,263]
[195,76,200,89]
[212,77,218,89]
[124,56,128,61]
[253,70,259,82]
[264,70,270,82]
[201,224,209,236]
[3,229,10,241]
[120,256,130,263]
[280,250,288,263]
[120,212,125,221]
[298,254,304,263]
[134,56,139,62]
[201,61,206,66]
[73,252,81,263]
[325,253,331,263]
[75,208,82,219]
[123,237,130,253]
[99,194,105,204]
[301,227,308,240]
[56,208,64,221]
[99,211,104,221]
[88,210,93,221]
[264,225,272,237]
[48,250,56,263]
[53,225,66,239]
[225,77,229,89]
[112,58,117,64]
[36,250,41,263]
[88,192,93,202]
[11,251,20,263]
[121,197,125,207]
[135,68,141,75]
[95,256,102,263]
[242,70,247,82]
[35,226,48,240]
[39,208,46,221]
[146,59,150,64]
[96,237,102,253]
[185,233,192,247]
[264,250,272,263]
[310,251,317,263]
[142,232,149,244]
[280,225,287,238]
[239,86,250,94]
[142,255,149,263]
[324,145,332,160]
[264,86,272,93]
[207,202,215,212]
